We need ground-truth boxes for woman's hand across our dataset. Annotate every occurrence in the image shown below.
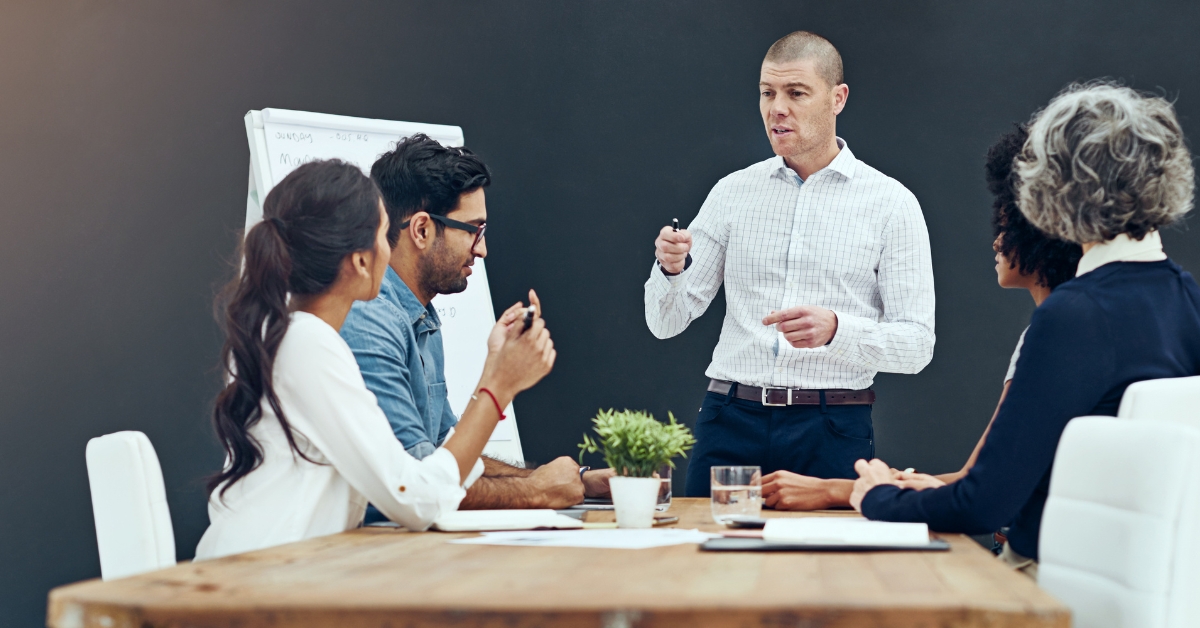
[850,459,947,512]
[849,459,900,512]
[479,289,555,402]
[894,470,947,491]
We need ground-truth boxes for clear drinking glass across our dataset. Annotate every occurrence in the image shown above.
[656,464,672,511]
[710,465,762,523]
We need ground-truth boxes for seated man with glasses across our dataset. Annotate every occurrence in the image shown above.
[342,134,612,519]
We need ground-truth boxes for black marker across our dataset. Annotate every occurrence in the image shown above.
[672,218,679,232]
[521,305,536,332]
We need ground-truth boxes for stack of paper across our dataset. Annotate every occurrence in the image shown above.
[763,517,931,547]
[450,528,714,549]
[432,509,583,532]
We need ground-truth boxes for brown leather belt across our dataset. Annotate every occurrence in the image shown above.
[707,379,875,406]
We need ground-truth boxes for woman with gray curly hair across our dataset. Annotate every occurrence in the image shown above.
[849,82,1200,578]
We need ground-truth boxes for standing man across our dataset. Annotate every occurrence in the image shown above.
[343,134,612,518]
[646,32,935,496]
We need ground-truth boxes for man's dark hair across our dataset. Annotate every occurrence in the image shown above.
[370,133,491,246]
[987,125,1082,289]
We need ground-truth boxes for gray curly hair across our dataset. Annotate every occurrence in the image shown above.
[1015,81,1194,243]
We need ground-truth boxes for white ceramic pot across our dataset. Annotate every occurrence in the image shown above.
[609,476,661,528]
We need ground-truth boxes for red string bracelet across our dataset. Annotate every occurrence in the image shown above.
[473,387,506,420]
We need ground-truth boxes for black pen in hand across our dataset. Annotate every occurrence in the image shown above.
[521,305,536,333]
[672,218,679,232]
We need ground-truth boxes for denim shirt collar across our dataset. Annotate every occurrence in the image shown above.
[379,266,441,334]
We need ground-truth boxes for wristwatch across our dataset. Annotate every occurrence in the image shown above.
[658,254,692,276]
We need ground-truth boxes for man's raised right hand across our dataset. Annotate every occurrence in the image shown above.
[655,226,692,274]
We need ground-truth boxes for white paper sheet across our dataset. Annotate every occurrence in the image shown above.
[433,510,581,532]
[763,517,930,547]
[449,528,716,549]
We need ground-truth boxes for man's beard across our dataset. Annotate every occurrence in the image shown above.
[418,235,470,297]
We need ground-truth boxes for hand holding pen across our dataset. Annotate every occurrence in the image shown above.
[654,217,692,275]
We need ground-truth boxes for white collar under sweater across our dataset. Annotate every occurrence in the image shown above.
[1075,231,1167,277]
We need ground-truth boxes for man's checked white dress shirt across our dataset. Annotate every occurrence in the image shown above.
[645,139,935,391]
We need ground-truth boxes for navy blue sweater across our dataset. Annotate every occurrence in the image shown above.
[862,260,1200,559]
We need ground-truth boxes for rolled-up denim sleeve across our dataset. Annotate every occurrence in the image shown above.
[340,299,433,455]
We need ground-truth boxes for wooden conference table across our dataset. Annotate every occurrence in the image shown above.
[48,498,1069,627]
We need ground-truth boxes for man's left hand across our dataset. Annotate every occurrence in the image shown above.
[528,456,584,509]
[582,468,615,498]
[763,305,838,348]
[762,470,838,510]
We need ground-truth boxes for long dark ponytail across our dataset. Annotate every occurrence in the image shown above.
[208,159,382,497]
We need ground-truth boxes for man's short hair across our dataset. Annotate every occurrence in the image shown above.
[764,31,844,87]
[370,133,491,246]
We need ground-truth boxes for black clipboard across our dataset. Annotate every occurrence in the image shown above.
[701,537,952,552]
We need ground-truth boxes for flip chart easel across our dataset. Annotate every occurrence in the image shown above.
[244,108,524,463]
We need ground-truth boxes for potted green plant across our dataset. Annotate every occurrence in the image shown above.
[578,409,695,528]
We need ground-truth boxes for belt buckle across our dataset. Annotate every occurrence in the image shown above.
[761,387,789,407]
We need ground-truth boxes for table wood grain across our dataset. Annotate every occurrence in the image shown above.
[47,498,1069,628]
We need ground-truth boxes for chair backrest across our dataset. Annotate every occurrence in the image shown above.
[1039,417,1200,628]
[85,431,176,580]
[1117,375,1200,426]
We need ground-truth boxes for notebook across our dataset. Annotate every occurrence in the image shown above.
[763,517,932,547]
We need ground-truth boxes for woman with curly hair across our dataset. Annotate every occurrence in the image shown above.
[852,82,1200,578]
[760,125,1082,510]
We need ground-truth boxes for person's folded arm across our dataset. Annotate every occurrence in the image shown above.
[828,192,935,374]
[861,289,1114,533]
[644,181,729,339]
[280,337,470,531]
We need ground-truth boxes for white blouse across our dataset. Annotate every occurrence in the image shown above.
[195,312,482,560]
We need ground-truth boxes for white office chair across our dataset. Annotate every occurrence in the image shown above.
[1039,417,1200,628]
[85,431,177,580]
[1117,375,1200,425]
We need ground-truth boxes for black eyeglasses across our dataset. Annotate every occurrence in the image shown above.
[400,214,487,250]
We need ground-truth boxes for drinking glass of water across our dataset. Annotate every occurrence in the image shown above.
[710,465,762,523]
[656,464,672,511]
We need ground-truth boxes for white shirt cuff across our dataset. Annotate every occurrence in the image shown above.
[827,310,870,366]
[463,457,485,489]
[647,261,685,290]
[439,427,483,488]
[425,447,467,488]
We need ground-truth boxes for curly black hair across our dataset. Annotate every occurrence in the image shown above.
[987,125,1083,289]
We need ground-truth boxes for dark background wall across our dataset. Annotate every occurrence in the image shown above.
[3,1,1198,624]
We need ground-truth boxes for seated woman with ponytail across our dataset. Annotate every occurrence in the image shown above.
[195,159,556,560]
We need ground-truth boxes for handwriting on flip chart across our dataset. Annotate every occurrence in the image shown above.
[264,122,395,186]
[274,131,313,144]
[333,132,370,142]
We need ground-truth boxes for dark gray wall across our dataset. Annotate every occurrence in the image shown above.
[3,1,1199,625]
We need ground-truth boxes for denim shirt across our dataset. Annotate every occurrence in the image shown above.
[340,266,457,459]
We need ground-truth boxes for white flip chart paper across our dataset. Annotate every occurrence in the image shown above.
[245,109,521,458]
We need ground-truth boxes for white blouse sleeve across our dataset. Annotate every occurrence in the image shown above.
[273,322,470,531]
[1004,328,1028,383]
